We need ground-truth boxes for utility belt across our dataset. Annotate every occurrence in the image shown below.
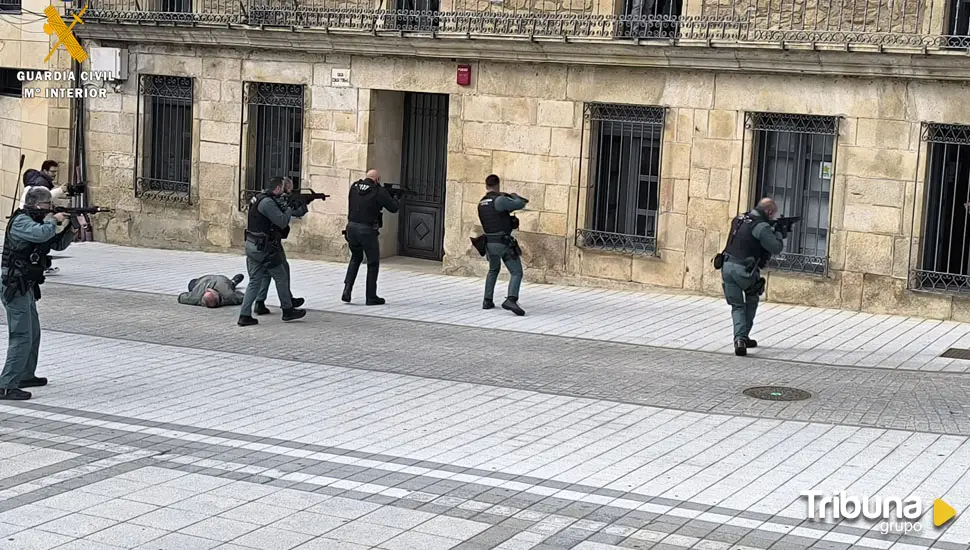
[484,233,522,257]
[245,230,280,252]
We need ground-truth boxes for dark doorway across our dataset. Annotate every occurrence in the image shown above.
[398,92,449,261]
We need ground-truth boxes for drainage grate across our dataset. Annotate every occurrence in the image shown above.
[742,386,812,401]
[941,348,970,360]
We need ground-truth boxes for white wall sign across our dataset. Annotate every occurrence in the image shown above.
[331,68,350,87]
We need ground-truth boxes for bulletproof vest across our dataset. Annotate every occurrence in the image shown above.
[348,179,383,225]
[1,211,52,292]
[723,213,769,261]
[478,192,513,235]
[246,193,274,236]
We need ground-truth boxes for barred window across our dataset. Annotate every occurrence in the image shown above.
[912,123,970,294]
[747,112,838,275]
[621,0,683,38]
[0,68,21,98]
[578,102,665,256]
[948,0,970,45]
[0,0,21,13]
[240,82,304,210]
[136,75,194,203]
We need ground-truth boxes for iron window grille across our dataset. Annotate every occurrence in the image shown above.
[746,112,839,276]
[134,75,194,204]
[0,0,21,13]
[620,0,683,39]
[0,68,21,98]
[239,82,305,211]
[577,102,666,256]
[911,122,970,294]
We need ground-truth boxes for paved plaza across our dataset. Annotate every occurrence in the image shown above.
[0,242,969,549]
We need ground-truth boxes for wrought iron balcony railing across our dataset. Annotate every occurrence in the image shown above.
[71,0,970,49]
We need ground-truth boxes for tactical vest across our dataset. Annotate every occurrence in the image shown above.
[246,193,274,236]
[1,211,52,296]
[347,180,382,226]
[723,213,769,261]
[478,192,513,235]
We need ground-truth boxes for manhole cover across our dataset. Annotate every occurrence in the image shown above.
[941,348,970,360]
[742,386,812,401]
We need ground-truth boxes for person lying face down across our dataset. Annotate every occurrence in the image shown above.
[178,274,245,308]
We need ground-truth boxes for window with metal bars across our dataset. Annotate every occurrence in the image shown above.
[135,75,194,203]
[578,103,665,256]
[240,82,304,210]
[948,0,970,47]
[157,0,192,12]
[747,112,838,275]
[0,0,21,13]
[621,0,683,38]
[912,123,970,294]
[0,68,21,97]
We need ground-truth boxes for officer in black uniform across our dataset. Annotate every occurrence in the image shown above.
[719,197,785,356]
[342,169,399,305]
[477,174,528,316]
[237,177,307,326]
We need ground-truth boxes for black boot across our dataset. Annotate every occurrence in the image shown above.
[19,377,47,388]
[254,301,271,315]
[744,338,758,348]
[502,297,525,316]
[366,297,385,306]
[292,297,305,308]
[483,298,495,310]
[237,315,258,326]
[341,284,352,303]
[734,338,747,356]
[0,388,30,400]
[282,308,306,321]
[231,273,245,286]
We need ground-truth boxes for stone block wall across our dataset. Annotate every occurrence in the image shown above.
[82,43,367,258]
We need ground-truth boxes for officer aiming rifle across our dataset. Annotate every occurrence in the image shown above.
[474,174,529,316]
[713,197,786,356]
[0,188,110,400]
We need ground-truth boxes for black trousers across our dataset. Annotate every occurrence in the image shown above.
[344,222,381,298]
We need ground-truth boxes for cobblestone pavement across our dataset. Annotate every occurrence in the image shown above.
[0,281,968,549]
[42,242,970,372]
[18,283,970,436]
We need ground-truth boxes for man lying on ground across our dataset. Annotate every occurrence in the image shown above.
[178,274,245,308]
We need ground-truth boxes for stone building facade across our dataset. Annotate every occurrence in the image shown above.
[72,1,970,320]
[0,0,73,213]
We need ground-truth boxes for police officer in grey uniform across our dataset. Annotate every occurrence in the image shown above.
[342,169,399,305]
[0,187,76,400]
[477,174,528,316]
[254,177,306,316]
[720,197,785,356]
[237,177,307,326]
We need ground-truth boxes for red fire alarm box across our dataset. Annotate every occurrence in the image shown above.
[457,64,471,86]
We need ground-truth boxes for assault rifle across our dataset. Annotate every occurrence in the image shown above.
[286,188,330,209]
[382,182,414,200]
[22,205,113,230]
[770,216,800,237]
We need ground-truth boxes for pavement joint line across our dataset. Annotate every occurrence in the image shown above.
[0,407,955,549]
[36,277,970,376]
